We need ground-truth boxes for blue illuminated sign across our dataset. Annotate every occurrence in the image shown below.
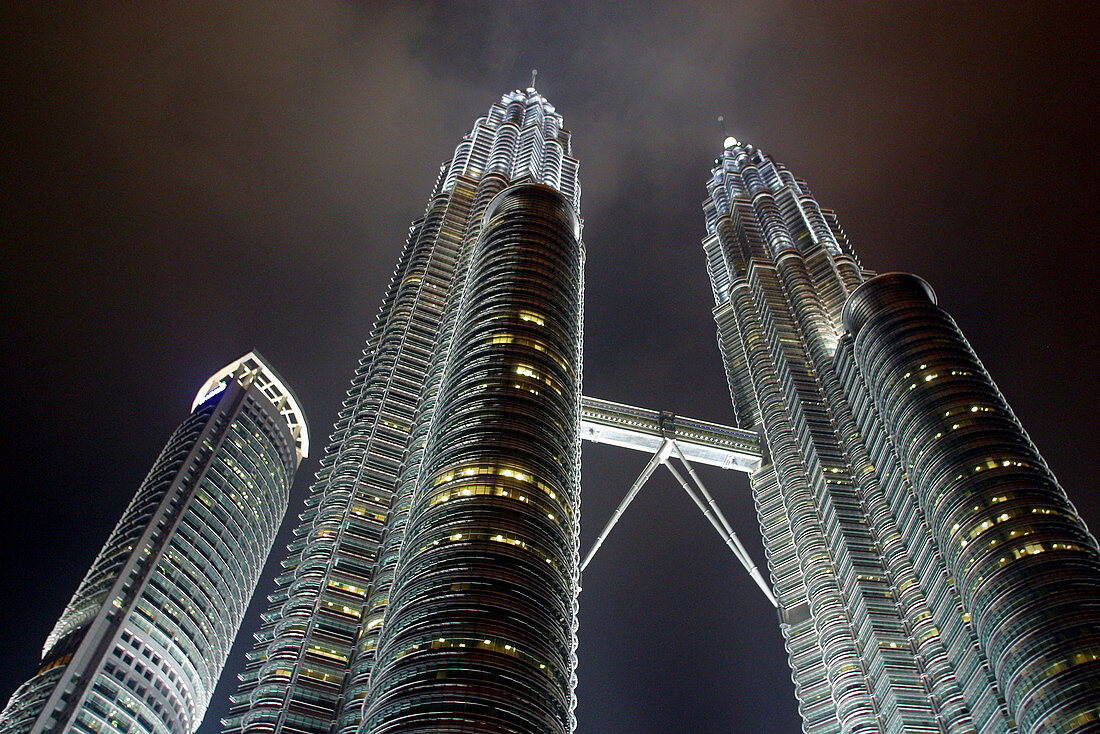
[199,380,228,405]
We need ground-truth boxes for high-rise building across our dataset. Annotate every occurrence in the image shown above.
[703,137,1100,733]
[0,352,307,734]
[223,88,583,734]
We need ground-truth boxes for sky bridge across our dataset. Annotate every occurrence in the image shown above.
[578,396,775,606]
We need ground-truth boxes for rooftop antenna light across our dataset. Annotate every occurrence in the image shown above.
[528,68,538,91]
[718,116,739,148]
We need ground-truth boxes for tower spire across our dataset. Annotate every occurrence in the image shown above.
[220,88,583,734]
[529,68,538,90]
[718,115,738,148]
[702,130,1100,733]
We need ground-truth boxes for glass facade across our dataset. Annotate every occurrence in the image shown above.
[222,89,582,734]
[703,139,1100,733]
[840,274,1100,734]
[361,184,582,734]
[0,353,307,734]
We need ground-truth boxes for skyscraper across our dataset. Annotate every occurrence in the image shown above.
[223,88,583,734]
[0,352,307,734]
[703,137,1100,733]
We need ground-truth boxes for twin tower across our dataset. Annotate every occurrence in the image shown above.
[4,89,1099,734]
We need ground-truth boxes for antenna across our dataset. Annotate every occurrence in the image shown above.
[718,116,739,148]
[529,68,538,90]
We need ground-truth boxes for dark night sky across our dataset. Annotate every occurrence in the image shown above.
[2,3,1099,733]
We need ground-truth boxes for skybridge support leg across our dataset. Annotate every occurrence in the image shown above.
[664,452,778,608]
[580,439,671,573]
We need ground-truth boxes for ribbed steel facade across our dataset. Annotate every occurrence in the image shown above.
[361,184,582,734]
[0,353,305,734]
[703,139,1100,733]
[839,274,1100,733]
[223,90,582,734]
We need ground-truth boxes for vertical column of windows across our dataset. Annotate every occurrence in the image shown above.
[334,177,494,734]
[2,366,299,734]
[723,275,846,731]
[226,89,580,734]
[704,143,993,733]
[845,273,1100,734]
[836,337,1013,733]
[361,184,582,734]
[40,410,213,663]
[342,151,569,734]
[751,265,883,734]
[226,194,471,734]
[769,253,947,732]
